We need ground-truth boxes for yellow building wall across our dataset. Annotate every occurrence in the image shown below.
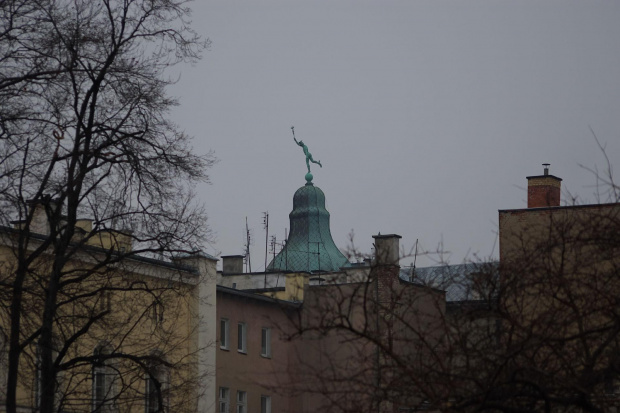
[0,238,203,413]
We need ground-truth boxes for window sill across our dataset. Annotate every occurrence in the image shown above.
[260,354,271,359]
[220,346,229,351]
[237,350,247,355]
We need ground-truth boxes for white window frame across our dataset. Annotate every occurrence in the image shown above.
[145,363,169,413]
[261,327,271,358]
[145,375,158,413]
[236,390,246,413]
[93,367,107,409]
[260,395,271,413]
[237,322,247,353]
[220,319,230,350]
[93,345,116,412]
[219,387,230,413]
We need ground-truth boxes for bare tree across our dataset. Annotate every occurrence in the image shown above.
[0,1,214,412]
[278,187,620,413]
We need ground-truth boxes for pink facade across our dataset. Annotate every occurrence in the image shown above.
[216,259,446,413]
[216,287,300,413]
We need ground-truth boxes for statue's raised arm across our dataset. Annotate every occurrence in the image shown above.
[291,126,322,177]
[293,130,302,147]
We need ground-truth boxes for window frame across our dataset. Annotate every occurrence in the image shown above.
[260,395,271,413]
[92,345,116,412]
[261,327,271,358]
[145,375,159,413]
[220,318,230,350]
[237,322,247,354]
[236,390,247,413]
[145,360,169,413]
[93,368,107,409]
[151,301,164,325]
[219,387,230,413]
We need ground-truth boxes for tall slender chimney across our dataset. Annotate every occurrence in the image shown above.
[527,164,562,208]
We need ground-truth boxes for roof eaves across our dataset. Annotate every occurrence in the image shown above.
[216,285,301,307]
[0,225,200,274]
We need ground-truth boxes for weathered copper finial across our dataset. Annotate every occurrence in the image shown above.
[291,126,322,183]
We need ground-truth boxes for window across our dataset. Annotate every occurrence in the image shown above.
[98,292,112,314]
[92,345,116,412]
[219,387,230,413]
[236,391,246,413]
[237,323,247,353]
[220,319,230,350]
[260,395,271,413]
[145,361,168,413]
[151,300,164,326]
[261,327,271,358]
[93,368,107,409]
[145,375,159,413]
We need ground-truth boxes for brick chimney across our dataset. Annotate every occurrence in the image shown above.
[527,164,562,208]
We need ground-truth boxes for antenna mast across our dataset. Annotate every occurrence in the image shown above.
[411,238,419,282]
[263,211,269,288]
[245,217,252,273]
[270,235,277,262]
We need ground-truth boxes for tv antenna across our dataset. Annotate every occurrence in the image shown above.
[244,217,252,273]
[410,238,418,282]
[263,211,269,288]
[270,235,277,261]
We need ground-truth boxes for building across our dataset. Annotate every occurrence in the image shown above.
[216,233,446,413]
[0,200,218,412]
[215,171,448,413]
[215,286,300,413]
[217,175,369,296]
[498,165,620,405]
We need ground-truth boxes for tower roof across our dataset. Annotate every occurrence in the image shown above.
[267,182,350,273]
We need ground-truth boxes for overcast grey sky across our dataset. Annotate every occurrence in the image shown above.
[170,1,620,269]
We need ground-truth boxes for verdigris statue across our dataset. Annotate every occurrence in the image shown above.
[292,126,322,174]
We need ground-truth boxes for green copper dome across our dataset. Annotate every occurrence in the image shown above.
[267,182,350,273]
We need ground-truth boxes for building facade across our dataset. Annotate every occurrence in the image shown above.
[0,201,218,413]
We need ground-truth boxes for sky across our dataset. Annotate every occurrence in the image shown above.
[169,0,620,270]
